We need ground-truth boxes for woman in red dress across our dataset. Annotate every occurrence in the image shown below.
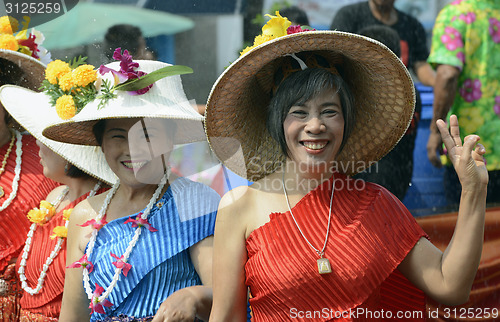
[0,79,116,320]
[0,19,59,321]
[205,13,488,321]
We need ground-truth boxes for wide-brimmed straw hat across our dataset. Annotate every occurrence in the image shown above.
[42,60,204,146]
[205,30,415,182]
[0,50,45,90]
[0,84,117,184]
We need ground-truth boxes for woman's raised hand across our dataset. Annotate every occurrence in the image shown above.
[436,114,488,191]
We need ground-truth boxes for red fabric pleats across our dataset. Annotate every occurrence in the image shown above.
[245,174,427,321]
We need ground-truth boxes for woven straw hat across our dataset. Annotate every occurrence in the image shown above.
[205,30,415,182]
[42,60,204,146]
[0,84,117,184]
[0,50,45,91]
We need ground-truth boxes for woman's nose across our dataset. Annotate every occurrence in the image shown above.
[305,116,326,134]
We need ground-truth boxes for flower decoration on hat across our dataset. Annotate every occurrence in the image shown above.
[240,11,315,56]
[40,47,193,121]
[0,15,51,64]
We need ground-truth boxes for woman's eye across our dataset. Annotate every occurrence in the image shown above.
[290,110,307,116]
[322,109,338,116]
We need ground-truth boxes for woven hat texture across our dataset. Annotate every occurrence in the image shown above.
[205,31,415,181]
[0,49,45,90]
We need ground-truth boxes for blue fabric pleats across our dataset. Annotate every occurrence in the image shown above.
[88,177,220,321]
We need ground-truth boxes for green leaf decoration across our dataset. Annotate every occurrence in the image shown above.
[114,65,193,92]
[68,56,88,69]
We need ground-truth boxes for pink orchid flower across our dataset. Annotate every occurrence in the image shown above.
[67,254,94,273]
[99,48,152,95]
[78,218,108,230]
[110,252,132,277]
[89,283,113,314]
[124,214,158,232]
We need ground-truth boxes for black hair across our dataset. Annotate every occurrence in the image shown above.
[357,25,401,57]
[93,119,106,146]
[65,164,91,179]
[266,68,355,158]
[280,6,310,26]
[104,24,144,59]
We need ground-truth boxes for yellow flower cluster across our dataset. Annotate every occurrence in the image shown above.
[44,59,97,120]
[240,12,291,56]
[0,16,18,34]
[0,34,18,51]
[73,65,98,87]
[27,200,56,225]
[45,60,72,85]
[50,226,68,239]
[56,95,77,120]
[63,208,72,221]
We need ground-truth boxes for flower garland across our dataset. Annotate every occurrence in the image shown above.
[0,15,51,64]
[240,11,315,56]
[40,48,193,121]
[0,130,23,212]
[0,131,15,198]
[18,181,102,295]
[69,171,169,314]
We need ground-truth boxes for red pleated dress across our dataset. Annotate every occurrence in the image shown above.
[245,173,427,321]
[0,134,59,322]
[16,187,108,321]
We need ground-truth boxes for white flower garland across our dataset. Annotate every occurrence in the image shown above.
[0,130,23,212]
[19,181,102,295]
[83,171,169,303]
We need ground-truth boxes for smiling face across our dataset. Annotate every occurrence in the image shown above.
[283,88,344,175]
[36,140,67,182]
[101,118,175,187]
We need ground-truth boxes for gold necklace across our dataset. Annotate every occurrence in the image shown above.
[282,172,335,274]
[0,132,16,198]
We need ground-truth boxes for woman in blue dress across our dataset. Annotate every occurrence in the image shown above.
[23,50,220,321]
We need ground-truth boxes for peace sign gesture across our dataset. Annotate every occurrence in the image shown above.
[436,115,489,191]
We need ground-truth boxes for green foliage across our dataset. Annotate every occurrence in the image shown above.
[68,56,88,69]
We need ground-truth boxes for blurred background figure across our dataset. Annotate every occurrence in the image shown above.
[352,24,422,201]
[426,0,500,206]
[103,24,156,62]
[330,0,435,87]
[279,5,310,26]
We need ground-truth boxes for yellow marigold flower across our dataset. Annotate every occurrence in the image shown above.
[253,34,274,47]
[0,34,18,51]
[262,11,291,38]
[72,65,97,87]
[55,95,77,120]
[45,60,71,84]
[39,200,56,218]
[0,16,18,34]
[63,208,72,221]
[27,208,45,224]
[59,72,74,92]
[240,45,254,56]
[50,226,68,239]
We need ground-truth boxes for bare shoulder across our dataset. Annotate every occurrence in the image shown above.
[70,192,107,225]
[45,185,68,203]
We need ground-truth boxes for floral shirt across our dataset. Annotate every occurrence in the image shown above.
[428,0,500,171]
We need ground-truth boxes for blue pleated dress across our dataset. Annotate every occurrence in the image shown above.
[87,177,220,321]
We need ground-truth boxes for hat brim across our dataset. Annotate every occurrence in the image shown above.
[0,85,117,185]
[0,50,45,91]
[41,60,206,146]
[205,31,415,181]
